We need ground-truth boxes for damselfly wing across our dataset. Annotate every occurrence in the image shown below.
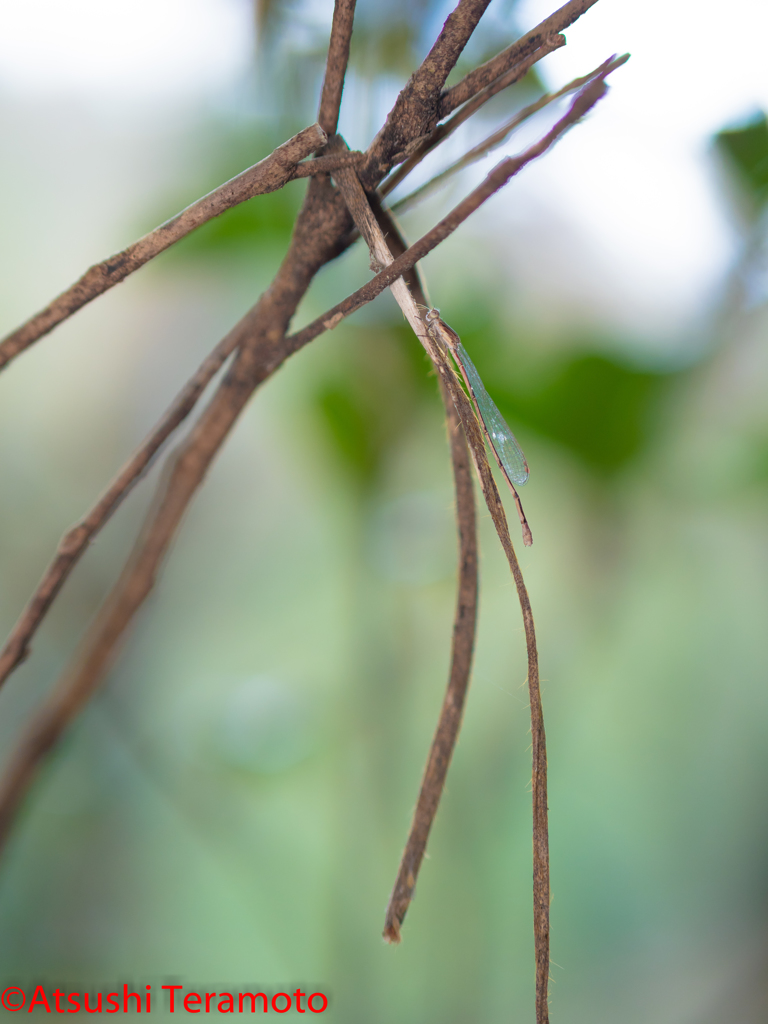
[424,308,529,490]
[452,340,529,486]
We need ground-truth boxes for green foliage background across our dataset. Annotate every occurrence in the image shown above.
[0,2,767,1022]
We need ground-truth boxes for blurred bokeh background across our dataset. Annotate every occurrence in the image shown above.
[1,0,768,1020]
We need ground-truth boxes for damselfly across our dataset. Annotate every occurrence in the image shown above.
[424,308,532,546]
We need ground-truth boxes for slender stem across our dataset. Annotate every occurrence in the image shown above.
[318,0,358,135]
[382,377,478,943]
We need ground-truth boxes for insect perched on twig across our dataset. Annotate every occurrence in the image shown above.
[424,307,533,547]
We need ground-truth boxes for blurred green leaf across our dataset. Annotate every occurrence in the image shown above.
[251,0,535,125]
[310,322,439,488]
[715,112,768,215]
[171,186,301,260]
[253,0,280,37]
[349,22,419,79]
[388,319,439,401]
[496,354,675,476]
[314,381,382,484]
[135,124,306,269]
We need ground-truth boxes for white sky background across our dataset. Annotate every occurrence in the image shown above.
[0,0,766,346]
[505,0,768,344]
[0,0,253,99]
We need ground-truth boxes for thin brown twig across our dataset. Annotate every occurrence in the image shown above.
[382,376,479,945]
[361,0,495,186]
[317,0,358,135]
[379,35,566,199]
[439,0,601,116]
[0,326,244,690]
[291,150,365,176]
[331,141,451,381]
[392,53,628,214]
[0,124,329,373]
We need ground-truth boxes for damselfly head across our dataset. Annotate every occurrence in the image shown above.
[424,307,441,327]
